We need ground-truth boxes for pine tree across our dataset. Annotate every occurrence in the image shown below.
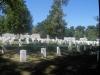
[36,0,68,38]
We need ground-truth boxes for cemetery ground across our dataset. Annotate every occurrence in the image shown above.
[0,50,99,75]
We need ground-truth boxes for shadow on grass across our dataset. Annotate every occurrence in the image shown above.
[0,54,20,75]
[30,55,99,75]
[0,54,99,75]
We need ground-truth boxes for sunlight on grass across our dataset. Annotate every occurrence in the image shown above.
[1,53,56,63]
[20,71,31,75]
[45,65,56,75]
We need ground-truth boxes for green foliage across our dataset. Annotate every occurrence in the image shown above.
[65,26,75,37]
[36,0,68,38]
[0,40,2,46]
[35,22,47,38]
[2,41,99,56]
[74,26,85,39]
[65,25,98,40]
[86,25,98,40]
[95,16,99,38]
[46,43,58,52]
[0,16,5,33]
[0,0,33,34]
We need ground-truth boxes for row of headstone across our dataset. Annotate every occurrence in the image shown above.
[20,46,99,63]
[20,46,61,62]
[0,33,99,46]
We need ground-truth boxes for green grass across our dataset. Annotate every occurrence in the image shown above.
[2,52,56,63]
[0,52,98,75]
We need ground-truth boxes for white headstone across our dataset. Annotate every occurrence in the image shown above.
[31,34,40,39]
[56,46,61,56]
[47,35,49,39]
[83,45,86,51]
[19,39,22,46]
[68,42,72,50]
[26,38,29,44]
[20,50,27,62]
[1,49,4,54]
[55,37,58,40]
[79,37,87,41]
[64,37,75,41]
[76,45,80,52]
[41,48,46,58]
[46,35,50,43]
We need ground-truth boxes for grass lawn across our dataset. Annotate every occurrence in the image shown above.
[0,51,99,75]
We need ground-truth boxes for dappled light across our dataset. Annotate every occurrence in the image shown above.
[0,0,99,75]
[0,53,99,75]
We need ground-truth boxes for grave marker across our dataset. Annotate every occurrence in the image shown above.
[20,50,27,62]
[56,46,61,56]
[76,44,80,52]
[1,49,4,54]
[41,48,46,58]
[19,39,22,47]
[26,37,29,44]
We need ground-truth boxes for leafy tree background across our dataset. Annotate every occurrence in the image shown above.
[0,0,33,34]
[0,0,98,40]
[35,0,69,39]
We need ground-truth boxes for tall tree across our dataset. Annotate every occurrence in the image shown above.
[65,26,75,37]
[95,16,99,39]
[36,0,69,38]
[0,0,33,34]
[0,16,5,33]
[74,26,85,39]
[86,25,97,40]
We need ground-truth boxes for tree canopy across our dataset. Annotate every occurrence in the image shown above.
[36,0,68,38]
[0,0,33,34]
